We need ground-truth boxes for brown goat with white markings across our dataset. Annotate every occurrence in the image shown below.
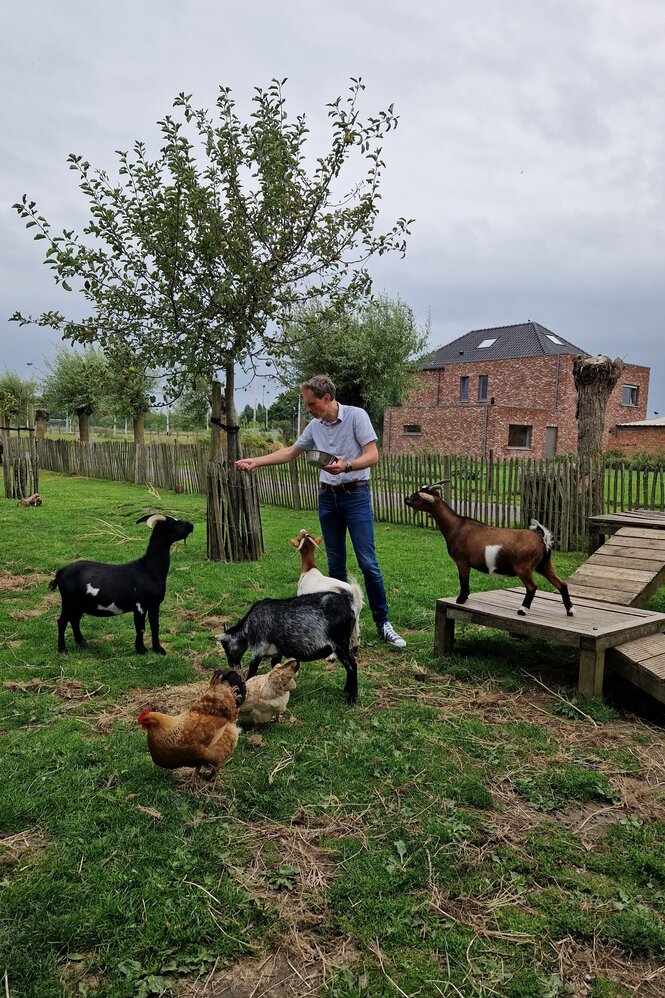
[404,484,574,616]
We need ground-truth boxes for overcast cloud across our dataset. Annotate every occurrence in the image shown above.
[2,0,664,414]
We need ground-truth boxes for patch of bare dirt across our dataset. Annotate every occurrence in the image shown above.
[3,676,107,706]
[179,933,361,997]
[0,828,49,865]
[552,937,665,997]
[8,591,59,620]
[0,569,49,594]
[59,952,103,996]
[93,679,213,733]
[179,812,366,996]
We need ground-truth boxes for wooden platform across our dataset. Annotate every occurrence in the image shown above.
[434,588,665,699]
[566,526,665,608]
[588,508,665,553]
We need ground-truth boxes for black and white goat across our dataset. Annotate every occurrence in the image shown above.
[405,484,574,617]
[218,590,359,701]
[49,514,194,655]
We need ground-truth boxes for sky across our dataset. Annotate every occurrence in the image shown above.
[2,0,664,415]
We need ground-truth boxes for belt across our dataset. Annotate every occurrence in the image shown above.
[320,480,369,493]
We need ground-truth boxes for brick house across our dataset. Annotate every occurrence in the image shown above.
[611,416,665,457]
[383,321,650,459]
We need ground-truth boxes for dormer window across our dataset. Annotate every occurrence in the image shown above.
[477,338,497,348]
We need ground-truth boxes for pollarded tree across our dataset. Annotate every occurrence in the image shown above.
[573,353,625,517]
[278,294,428,433]
[104,347,156,446]
[573,354,625,460]
[41,347,108,443]
[12,79,412,560]
[0,371,38,426]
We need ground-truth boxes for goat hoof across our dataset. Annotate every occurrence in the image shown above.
[135,646,147,655]
[517,609,527,616]
[154,646,167,656]
[567,610,575,616]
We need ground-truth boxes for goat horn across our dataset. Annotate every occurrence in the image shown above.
[145,514,167,528]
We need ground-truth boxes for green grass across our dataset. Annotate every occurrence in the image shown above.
[1,473,665,996]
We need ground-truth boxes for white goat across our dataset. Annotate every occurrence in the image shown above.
[288,529,363,652]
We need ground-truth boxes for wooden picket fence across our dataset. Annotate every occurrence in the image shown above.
[24,438,665,552]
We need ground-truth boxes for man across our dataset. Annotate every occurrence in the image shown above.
[235,374,406,648]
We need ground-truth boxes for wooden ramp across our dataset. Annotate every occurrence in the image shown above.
[565,527,665,608]
[607,635,665,705]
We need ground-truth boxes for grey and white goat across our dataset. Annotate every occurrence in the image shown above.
[49,514,194,655]
[218,590,359,702]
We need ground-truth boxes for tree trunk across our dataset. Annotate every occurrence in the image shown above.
[573,354,624,518]
[132,412,146,445]
[206,380,226,561]
[133,411,147,484]
[77,408,91,444]
[34,408,50,440]
[76,406,92,477]
[205,369,264,562]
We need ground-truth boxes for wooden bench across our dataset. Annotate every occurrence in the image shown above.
[434,588,665,699]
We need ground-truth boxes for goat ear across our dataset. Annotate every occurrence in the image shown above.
[417,491,436,503]
[314,535,323,547]
[288,538,299,547]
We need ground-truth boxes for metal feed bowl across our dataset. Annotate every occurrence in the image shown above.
[305,449,336,467]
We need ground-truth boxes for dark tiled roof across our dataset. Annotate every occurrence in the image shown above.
[421,321,589,369]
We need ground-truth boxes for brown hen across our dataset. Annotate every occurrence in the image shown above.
[137,668,245,776]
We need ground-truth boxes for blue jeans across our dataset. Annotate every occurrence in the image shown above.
[318,484,388,628]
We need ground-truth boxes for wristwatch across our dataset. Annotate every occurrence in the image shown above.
[345,462,353,473]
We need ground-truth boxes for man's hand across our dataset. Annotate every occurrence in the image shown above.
[322,456,345,475]
[236,458,258,472]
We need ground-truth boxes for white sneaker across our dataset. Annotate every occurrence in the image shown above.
[379,621,406,648]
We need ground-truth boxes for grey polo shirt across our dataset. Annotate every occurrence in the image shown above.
[295,403,377,485]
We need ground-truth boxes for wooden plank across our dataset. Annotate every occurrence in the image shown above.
[568,563,654,583]
[603,539,665,557]
[613,634,665,659]
[604,533,665,551]
[567,584,635,605]
[567,573,648,594]
[589,553,665,572]
[602,526,665,540]
[593,542,665,559]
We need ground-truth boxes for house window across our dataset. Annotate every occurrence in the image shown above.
[508,424,532,449]
[621,385,639,406]
[546,334,563,344]
[459,376,469,402]
[403,424,422,435]
[477,338,497,348]
[477,375,488,402]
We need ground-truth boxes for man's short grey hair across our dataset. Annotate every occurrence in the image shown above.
[300,375,336,400]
